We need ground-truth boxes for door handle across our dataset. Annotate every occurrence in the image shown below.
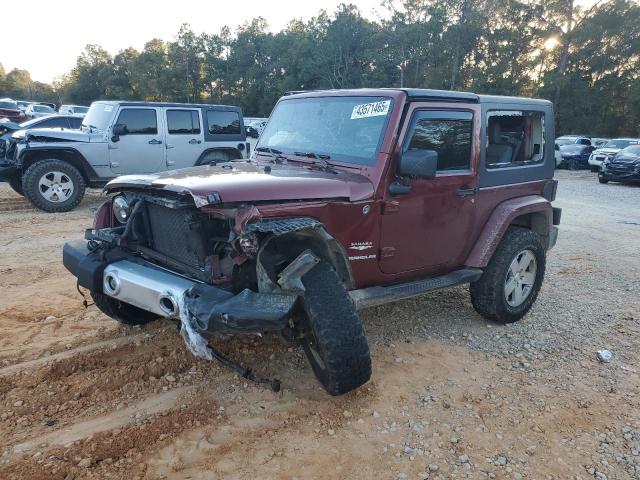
[148,139,162,145]
[456,186,477,197]
[188,139,201,145]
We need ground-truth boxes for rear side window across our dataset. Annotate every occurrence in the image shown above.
[207,110,241,135]
[39,117,70,128]
[486,110,545,168]
[406,110,473,171]
[69,117,82,129]
[167,110,201,134]
[116,108,157,134]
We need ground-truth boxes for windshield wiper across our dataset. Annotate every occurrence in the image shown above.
[293,151,335,172]
[255,146,287,164]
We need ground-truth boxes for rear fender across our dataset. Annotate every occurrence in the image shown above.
[465,195,552,268]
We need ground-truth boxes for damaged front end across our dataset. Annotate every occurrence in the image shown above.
[62,191,330,338]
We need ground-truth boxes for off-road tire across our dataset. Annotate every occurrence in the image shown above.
[470,227,546,324]
[23,159,85,212]
[8,176,24,196]
[91,291,159,326]
[598,175,609,184]
[299,261,371,395]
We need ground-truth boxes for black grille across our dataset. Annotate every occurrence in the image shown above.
[145,202,207,270]
[0,139,5,158]
[5,140,17,161]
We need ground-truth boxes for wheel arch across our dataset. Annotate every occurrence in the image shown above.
[195,147,243,165]
[20,147,97,183]
[465,195,553,268]
[249,219,354,291]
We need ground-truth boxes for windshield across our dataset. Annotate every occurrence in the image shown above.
[620,145,640,156]
[555,138,576,146]
[604,139,636,149]
[82,103,114,131]
[34,105,53,112]
[257,96,393,165]
[74,106,89,114]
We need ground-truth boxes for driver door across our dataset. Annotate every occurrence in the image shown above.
[109,107,165,174]
[379,105,480,276]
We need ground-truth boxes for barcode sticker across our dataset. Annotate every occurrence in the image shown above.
[351,100,391,120]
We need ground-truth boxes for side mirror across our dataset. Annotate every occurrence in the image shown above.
[398,149,438,179]
[111,123,127,142]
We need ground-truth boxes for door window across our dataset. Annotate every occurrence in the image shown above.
[406,111,473,171]
[115,108,157,134]
[206,110,241,135]
[486,110,545,168]
[39,117,71,128]
[167,110,201,134]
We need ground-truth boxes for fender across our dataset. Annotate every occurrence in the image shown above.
[196,147,243,165]
[19,146,101,183]
[465,195,552,268]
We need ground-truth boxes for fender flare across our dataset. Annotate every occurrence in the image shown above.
[465,195,552,268]
[195,147,243,165]
[246,217,355,291]
[19,146,99,183]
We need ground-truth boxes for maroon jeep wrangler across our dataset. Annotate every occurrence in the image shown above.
[63,89,560,395]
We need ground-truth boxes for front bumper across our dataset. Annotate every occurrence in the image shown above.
[599,164,640,182]
[63,240,298,335]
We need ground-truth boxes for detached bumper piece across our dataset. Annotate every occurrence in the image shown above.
[63,240,297,335]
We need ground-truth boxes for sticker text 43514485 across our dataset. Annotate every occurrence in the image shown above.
[351,100,391,120]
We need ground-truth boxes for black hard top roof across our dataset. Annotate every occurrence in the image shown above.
[285,88,552,106]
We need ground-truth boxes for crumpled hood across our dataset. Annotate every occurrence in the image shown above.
[106,162,375,206]
[23,127,90,143]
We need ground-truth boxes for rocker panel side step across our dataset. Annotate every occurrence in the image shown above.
[349,268,483,310]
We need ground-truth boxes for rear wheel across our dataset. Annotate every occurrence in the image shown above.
[8,176,24,196]
[91,291,159,326]
[590,165,599,173]
[298,261,371,395]
[23,159,85,212]
[598,175,609,184]
[470,227,546,324]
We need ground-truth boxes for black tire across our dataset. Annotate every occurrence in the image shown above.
[568,158,579,170]
[22,159,85,212]
[90,291,159,326]
[298,261,371,395]
[8,176,24,196]
[590,165,599,173]
[470,227,546,324]
[598,175,609,184]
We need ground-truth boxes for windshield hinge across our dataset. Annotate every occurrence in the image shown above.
[382,200,400,214]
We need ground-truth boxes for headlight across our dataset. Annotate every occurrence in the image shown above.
[112,195,130,224]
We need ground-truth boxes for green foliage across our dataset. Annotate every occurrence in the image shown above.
[1,0,639,136]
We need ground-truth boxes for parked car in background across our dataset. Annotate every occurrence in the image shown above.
[588,138,640,172]
[244,117,268,138]
[25,104,56,119]
[59,104,90,116]
[556,144,595,169]
[591,137,610,148]
[599,145,640,184]
[0,99,26,123]
[554,135,592,167]
[0,100,249,212]
[0,115,82,194]
[16,100,34,113]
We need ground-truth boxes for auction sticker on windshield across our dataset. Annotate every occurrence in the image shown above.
[351,100,391,120]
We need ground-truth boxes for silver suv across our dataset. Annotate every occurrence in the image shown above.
[0,101,249,212]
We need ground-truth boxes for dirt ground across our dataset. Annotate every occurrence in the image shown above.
[0,171,639,480]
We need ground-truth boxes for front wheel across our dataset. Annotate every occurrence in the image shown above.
[91,291,159,326]
[298,261,371,395]
[598,175,609,184]
[23,159,85,212]
[470,227,546,324]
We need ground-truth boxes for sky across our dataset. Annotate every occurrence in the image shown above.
[2,0,600,84]
[1,0,383,83]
